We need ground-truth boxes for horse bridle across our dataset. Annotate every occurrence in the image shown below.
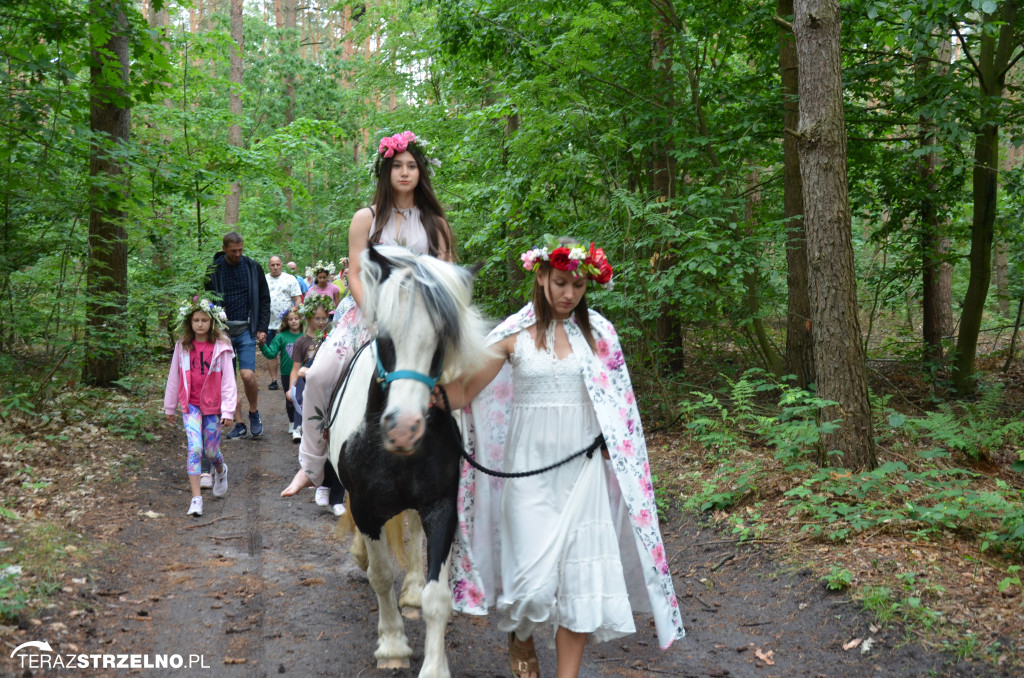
[374,339,445,392]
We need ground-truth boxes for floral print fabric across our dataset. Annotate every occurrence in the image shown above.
[449,303,684,649]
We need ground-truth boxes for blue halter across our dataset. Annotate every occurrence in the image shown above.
[374,340,444,392]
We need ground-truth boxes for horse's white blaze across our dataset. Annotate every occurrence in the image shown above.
[366,536,413,668]
[418,557,452,678]
[381,293,435,453]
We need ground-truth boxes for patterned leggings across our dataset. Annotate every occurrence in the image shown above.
[183,404,225,476]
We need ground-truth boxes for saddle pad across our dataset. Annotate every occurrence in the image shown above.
[327,342,376,470]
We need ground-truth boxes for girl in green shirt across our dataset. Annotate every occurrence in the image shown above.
[260,308,304,436]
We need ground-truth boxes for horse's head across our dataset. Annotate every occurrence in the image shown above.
[360,245,492,455]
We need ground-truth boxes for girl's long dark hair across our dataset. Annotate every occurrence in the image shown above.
[531,237,596,352]
[370,146,454,260]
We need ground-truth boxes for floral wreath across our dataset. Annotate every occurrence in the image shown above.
[520,234,614,290]
[305,259,336,279]
[297,294,335,318]
[278,305,300,322]
[368,130,441,178]
[176,296,228,330]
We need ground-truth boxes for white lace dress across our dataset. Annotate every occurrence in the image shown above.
[497,326,636,643]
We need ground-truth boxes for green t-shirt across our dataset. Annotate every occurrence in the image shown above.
[259,330,303,377]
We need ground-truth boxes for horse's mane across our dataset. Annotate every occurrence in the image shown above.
[360,245,494,382]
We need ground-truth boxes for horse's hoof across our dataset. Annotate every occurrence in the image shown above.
[401,607,420,620]
[377,658,411,670]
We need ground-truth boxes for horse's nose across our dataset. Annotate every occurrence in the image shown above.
[381,408,425,455]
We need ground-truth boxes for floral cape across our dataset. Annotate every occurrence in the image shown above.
[449,303,684,649]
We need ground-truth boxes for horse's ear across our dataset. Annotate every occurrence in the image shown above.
[466,261,484,277]
[366,244,393,282]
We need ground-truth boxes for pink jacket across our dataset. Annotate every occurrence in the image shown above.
[163,340,238,418]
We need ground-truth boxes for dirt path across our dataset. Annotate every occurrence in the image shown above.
[2,384,1008,677]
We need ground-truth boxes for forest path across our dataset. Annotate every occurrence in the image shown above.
[2,381,1004,677]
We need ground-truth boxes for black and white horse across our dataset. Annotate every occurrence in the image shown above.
[325,245,491,678]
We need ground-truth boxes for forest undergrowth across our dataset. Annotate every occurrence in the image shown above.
[1,344,1023,669]
[646,353,1024,671]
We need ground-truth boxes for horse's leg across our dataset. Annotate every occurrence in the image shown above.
[399,509,425,609]
[364,533,412,669]
[416,501,457,678]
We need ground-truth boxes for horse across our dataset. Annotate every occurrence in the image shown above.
[324,244,492,678]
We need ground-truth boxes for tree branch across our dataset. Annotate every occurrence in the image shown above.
[951,21,983,82]
[773,15,793,32]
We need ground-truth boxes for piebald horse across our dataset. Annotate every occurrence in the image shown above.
[324,245,491,678]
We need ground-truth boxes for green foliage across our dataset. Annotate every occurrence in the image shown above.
[0,564,32,621]
[823,564,854,591]
[897,386,1024,460]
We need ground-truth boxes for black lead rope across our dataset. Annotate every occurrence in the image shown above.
[436,384,606,479]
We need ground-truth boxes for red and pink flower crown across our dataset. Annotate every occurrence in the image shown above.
[521,235,614,290]
[370,131,440,177]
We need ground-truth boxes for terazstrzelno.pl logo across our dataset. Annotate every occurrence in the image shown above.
[10,640,210,670]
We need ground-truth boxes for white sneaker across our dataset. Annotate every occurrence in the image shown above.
[292,427,301,443]
[287,423,294,434]
[199,473,213,489]
[212,464,228,498]
[187,496,203,516]
[314,486,330,506]
[332,503,346,517]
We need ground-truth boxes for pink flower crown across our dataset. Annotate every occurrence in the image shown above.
[521,237,614,290]
[369,131,440,177]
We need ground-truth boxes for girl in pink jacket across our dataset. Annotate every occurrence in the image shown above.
[163,298,238,517]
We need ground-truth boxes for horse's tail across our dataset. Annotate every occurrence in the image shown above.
[385,513,411,570]
[333,495,356,540]
[335,506,414,572]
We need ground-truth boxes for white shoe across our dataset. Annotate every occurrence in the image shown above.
[187,496,203,516]
[332,503,346,517]
[199,473,213,489]
[212,464,228,498]
[292,427,301,443]
[287,423,294,434]
[314,486,330,507]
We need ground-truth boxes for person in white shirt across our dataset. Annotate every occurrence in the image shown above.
[264,256,302,391]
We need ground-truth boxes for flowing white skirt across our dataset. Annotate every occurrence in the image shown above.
[496,396,636,644]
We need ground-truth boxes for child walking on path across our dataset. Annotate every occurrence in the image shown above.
[440,237,684,678]
[163,298,237,517]
[285,296,345,515]
[260,307,303,437]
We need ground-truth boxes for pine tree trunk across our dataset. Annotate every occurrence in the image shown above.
[778,0,814,387]
[917,51,953,364]
[793,0,876,470]
[225,0,244,225]
[278,0,297,240]
[84,0,130,386]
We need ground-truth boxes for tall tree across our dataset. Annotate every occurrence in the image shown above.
[84,0,131,385]
[793,0,876,470]
[954,1,1022,392]
[277,0,297,239]
[917,48,954,364]
[225,0,244,225]
[778,0,814,387]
